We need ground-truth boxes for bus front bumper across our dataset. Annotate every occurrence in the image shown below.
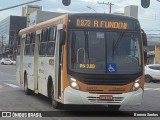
[64,86,143,105]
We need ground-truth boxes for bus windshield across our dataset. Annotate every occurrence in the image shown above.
[69,30,142,74]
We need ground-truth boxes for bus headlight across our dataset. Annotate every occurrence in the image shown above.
[132,79,141,91]
[134,82,140,88]
[68,76,79,90]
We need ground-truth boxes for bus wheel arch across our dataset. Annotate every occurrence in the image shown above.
[47,76,53,98]
[24,71,32,95]
[47,76,62,109]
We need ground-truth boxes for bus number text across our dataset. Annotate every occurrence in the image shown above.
[76,19,91,27]
[79,64,95,69]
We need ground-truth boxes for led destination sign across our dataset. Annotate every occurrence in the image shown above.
[76,19,128,29]
[69,15,138,30]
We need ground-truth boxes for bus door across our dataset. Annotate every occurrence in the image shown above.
[38,29,48,95]
[54,24,65,100]
[20,34,26,85]
[34,30,41,93]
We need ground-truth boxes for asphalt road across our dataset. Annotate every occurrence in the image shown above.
[0,64,160,120]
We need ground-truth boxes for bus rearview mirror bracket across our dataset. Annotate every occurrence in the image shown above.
[60,30,66,45]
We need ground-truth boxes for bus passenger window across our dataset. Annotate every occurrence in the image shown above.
[48,27,57,41]
[41,29,48,42]
[53,27,57,41]
[30,44,35,55]
[26,34,30,44]
[46,42,55,56]
[25,45,30,55]
[39,43,47,56]
[31,32,36,43]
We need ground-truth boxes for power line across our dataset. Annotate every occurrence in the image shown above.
[97,1,114,13]
[70,1,99,13]
[87,6,97,13]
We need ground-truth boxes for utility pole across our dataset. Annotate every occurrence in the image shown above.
[0,35,5,57]
[98,1,114,14]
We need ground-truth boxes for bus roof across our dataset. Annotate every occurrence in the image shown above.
[19,14,68,35]
[68,13,138,21]
[19,13,139,35]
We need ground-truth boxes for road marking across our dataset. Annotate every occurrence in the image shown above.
[3,83,19,88]
[144,88,153,90]
[153,88,160,91]
[144,87,160,91]
[0,71,16,76]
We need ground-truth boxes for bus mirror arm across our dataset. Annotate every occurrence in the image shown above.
[144,51,147,65]
[60,30,66,45]
[141,30,147,47]
[142,34,148,65]
[141,29,148,65]
[142,33,148,64]
[142,33,147,47]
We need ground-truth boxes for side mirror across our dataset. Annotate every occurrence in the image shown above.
[142,33,147,46]
[62,0,71,6]
[60,30,66,45]
[141,0,150,8]
[141,30,147,46]
[144,51,147,65]
[141,29,148,65]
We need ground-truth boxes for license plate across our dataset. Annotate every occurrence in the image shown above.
[99,95,113,101]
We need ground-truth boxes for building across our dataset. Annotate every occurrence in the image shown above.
[22,5,64,27]
[113,12,124,15]
[123,5,160,64]
[155,44,160,64]
[22,5,42,27]
[0,16,27,59]
[29,11,64,26]
[147,34,160,64]
[124,5,138,18]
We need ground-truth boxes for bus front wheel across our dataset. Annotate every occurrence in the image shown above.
[50,84,62,109]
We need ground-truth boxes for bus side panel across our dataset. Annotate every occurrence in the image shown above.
[18,39,25,87]
[38,57,44,95]
[38,57,54,97]
[23,56,34,90]
[16,56,20,85]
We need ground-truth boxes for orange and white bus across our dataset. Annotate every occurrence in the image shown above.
[16,13,147,110]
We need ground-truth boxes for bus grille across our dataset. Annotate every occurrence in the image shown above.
[87,96,124,103]
[80,78,132,85]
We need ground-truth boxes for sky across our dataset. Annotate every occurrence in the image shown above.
[0,0,160,35]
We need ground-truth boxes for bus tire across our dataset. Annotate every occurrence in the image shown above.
[50,84,62,109]
[107,105,120,111]
[24,73,32,95]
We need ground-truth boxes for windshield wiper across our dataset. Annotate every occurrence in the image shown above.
[84,31,90,64]
[71,32,76,64]
[112,30,126,60]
